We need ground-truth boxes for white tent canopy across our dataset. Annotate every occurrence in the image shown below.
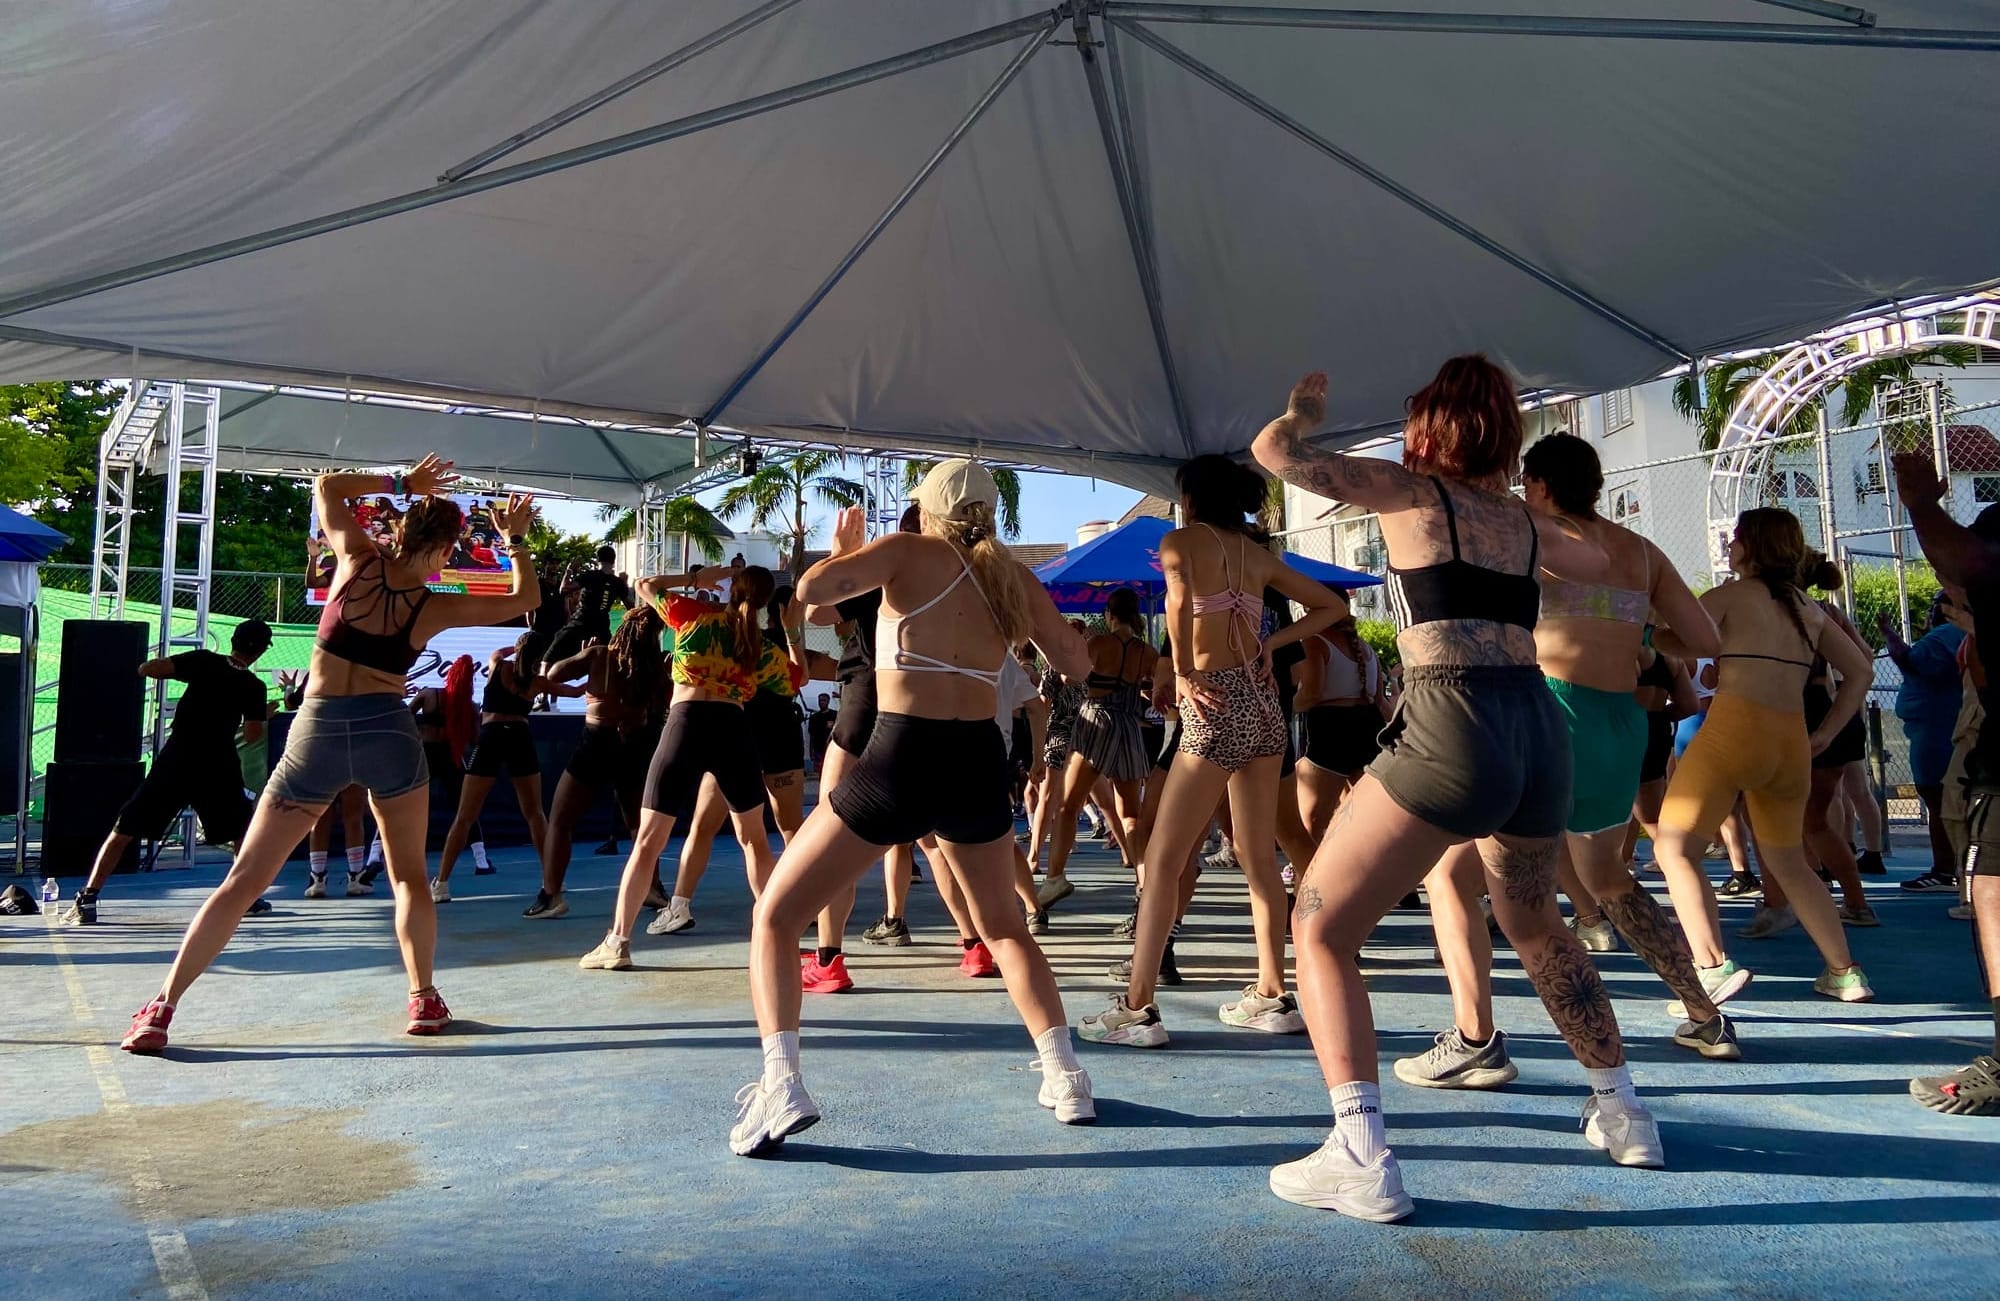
[3,1,1999,496]
[207,385,703,506]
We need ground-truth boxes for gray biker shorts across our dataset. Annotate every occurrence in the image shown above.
[267,694,428,807]
[1366,664,1571,841]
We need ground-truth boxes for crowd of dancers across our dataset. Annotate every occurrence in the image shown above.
[77,356,2000,1223]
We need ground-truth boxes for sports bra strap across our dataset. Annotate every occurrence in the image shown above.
[1431,477,1462,559]
[880,547,1007,686]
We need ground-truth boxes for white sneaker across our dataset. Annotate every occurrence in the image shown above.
[1570,916,1619,953]
[1666,958,1753,1018]
[304,874,328,899]
[1581,1096,1665,1168]
[730,1075,821,1156]
[429,878,450,904]
[579,934,632,971]
[1218,985,1307,1034]
[1078,995,1169,1048]
[1203,844,1238,870]
[646,899,695,935]
[345,871,372,898]
[1269,1136,1414,1222]
[470,843,491,874]
[1036,1065,1097,1124]
[1737,905,1797,939]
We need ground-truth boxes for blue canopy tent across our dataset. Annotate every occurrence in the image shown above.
[1034,516,1377,614]
[0,505,68,564]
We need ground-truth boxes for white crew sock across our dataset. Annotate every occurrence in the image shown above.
[365,837,384,867]
[470,842,490,872]
[308,851,328,877]
[1329,1081,1387,1163]
[670,894,691,913]
[762,1030,802,1087]
[1034,1025,1081,1076]
[1585,1064,1638,1112]
[345,847,365,875]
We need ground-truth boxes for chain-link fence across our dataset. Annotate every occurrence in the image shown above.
[1279,389,2000,825]
[12,565,354,819]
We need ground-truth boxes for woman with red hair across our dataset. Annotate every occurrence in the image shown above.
[1253,358,1656,1221]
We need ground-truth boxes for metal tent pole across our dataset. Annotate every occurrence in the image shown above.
[1076,9,1198,457]
[439,0,809,182]
[1113,18,1694,364]
[1103,5,2000,49]
[1748,0,1874,25]
[0,10,1065,323]
[701,17,1059,425]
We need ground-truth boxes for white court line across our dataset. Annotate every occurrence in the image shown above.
[44,913,211,1301]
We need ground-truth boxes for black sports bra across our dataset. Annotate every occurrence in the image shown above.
[1384,478,1541,632]
[482,663,534,716]
[315,553,430,675]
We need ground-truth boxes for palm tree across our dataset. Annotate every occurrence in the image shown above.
[717,450,868,576]
[1672,344,1976,452]
[596,496,728,569]
[899,459,1023,538]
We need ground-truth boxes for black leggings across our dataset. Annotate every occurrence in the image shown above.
[424,739,482,848]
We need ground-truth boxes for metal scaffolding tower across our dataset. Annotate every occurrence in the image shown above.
[91,380,221,751]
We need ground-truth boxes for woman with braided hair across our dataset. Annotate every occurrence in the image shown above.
[526,605,669,919]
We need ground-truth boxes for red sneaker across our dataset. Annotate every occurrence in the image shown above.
[406,989,452,1036]
[120,997,174,1054]
[958,941,999,978]
[801,953,854,994]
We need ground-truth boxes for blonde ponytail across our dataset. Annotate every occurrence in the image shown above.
[923,501,1033,644]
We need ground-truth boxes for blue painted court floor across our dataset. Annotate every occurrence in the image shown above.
[5,829,1997,1299]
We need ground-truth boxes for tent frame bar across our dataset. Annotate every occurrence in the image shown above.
[439,0,807,182]
[1114,18,1696,364]
[702,17,1060,426]
[1076,10,1197,457]
[1748,0,1874,27]
[1102,5,1999,50]
[0,9,1064,324]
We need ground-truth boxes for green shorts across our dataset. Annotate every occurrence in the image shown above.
[1545,676,1647,835]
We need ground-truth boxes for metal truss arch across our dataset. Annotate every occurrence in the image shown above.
[1703,293,2000,578]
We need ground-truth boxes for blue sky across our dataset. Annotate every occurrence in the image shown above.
[537,470,1143,552]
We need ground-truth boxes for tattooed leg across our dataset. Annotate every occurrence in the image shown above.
[1481,834,1625,1069]
[1571,829,1719,1020]
[161,792,328,1005]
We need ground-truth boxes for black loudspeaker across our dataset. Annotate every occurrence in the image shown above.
[55,620,146,763]
[42,759,144,875]
[0,651,21,816]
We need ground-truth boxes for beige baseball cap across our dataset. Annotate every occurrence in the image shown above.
[910,458,998,521]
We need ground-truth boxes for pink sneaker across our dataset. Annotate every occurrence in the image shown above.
[120,997,174,1054]
[406,990,452,1035]
[800,953,854,994]
[958,941,999,979]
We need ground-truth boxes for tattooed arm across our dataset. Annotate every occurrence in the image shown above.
[1251,372,1429,513]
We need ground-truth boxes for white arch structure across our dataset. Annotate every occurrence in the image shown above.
[1704,291,2000,577]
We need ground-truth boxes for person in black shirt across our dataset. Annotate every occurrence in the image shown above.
[64,620,276,925]
[1895,452,2000,1115]
[806,692,837,774]
[547,546,634,666]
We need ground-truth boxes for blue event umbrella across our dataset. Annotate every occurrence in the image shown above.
[1034,516,1378,615]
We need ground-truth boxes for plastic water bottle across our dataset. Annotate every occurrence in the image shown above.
[40,877,58,904]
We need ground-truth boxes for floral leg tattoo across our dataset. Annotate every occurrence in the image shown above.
[1489,840,1622,1069]
[1598,886,1717,1020]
